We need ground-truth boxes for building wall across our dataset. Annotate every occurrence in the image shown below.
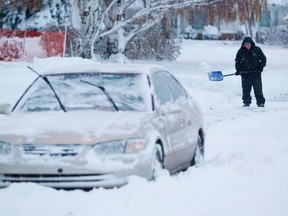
[176,3,288,40]
[258,4,288,34]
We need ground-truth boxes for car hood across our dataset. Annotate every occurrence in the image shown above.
[0,111,152,144]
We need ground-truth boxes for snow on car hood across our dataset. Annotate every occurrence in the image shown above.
[0,110,151,144]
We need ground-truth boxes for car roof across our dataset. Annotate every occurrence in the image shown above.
[38,60,167,76]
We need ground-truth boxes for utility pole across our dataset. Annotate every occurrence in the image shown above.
[22,0,27,61]
[63,0,72,57]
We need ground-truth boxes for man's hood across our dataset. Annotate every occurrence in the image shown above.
[241,36,255,47]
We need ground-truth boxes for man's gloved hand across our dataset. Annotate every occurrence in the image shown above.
[235,71,241,76]
[258,66,263,73]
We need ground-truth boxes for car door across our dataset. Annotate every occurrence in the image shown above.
[161,71,197,169]
[152,71,193,171]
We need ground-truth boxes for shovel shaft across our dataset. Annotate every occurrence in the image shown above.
[223,73,236,77]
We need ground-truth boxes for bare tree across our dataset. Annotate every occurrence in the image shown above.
[0,0,43,10]
[236,0,267,38]
[0,0,64,29]
[209,0,267,39]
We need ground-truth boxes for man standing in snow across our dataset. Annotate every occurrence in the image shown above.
[235,36,267,107]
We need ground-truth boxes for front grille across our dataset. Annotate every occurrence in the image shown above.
[4,173,101,181]
[21,144,83,157]
[0,173,128,189]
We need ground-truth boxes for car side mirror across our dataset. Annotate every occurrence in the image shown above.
[0,103,11,115]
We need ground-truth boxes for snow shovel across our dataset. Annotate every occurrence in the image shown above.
[208,71,236,81]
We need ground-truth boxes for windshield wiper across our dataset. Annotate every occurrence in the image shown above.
[80,80,119,111]
[27,66,67,112]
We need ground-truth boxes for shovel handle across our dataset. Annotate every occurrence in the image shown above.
[223,73,236,77]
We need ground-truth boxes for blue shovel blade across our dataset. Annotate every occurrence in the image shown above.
[208,71,223,81]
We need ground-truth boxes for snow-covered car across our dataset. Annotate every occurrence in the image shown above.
[182,26,198,39]
[0,62,205,189]
[202,25,221,40]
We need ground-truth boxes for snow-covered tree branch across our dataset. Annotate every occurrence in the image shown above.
[80,0,216,59]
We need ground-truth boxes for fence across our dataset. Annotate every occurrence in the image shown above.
[0,29,65,62]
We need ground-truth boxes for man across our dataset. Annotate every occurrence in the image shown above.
[235,36,267,107]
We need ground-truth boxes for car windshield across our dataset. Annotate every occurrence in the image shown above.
[16,72,150,112]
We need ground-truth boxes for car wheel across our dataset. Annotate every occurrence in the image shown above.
[191,135,205,167]
[151,144,165,181]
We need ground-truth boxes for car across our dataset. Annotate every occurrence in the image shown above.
[182,25,198,40]
[202,25,221,40]
[0,61,205,189]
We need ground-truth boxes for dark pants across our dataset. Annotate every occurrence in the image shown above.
[241,73,265,105]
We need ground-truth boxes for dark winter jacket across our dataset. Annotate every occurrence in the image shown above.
[235,37,267,75]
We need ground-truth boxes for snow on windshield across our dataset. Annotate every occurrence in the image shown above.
[16,72,150,112]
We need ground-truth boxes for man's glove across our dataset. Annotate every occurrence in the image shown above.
[235,71,241,76]
[258,67,263,73]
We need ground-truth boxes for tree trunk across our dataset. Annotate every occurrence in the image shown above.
[82,39,92,58]
[106,34,119,57]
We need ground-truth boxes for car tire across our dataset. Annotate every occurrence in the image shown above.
[151,144,165,181]
[191,135,205,167]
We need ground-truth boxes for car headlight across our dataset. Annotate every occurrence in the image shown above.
[0,141,13,155]
[93,138,146,155]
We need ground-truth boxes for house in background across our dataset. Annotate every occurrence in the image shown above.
[257,2,288,42]
[173,1,288,42]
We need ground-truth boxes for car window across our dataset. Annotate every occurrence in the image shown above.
[16,73,150,112]
[161,72,187,101]
[152,72,172,105]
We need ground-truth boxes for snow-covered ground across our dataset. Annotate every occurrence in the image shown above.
[0,40,288,216]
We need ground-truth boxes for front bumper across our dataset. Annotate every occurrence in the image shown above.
[0,173,128,189]
[0,152,153,189]
[0,140,155,189]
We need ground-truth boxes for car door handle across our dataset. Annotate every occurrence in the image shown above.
[180,119,185,127]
